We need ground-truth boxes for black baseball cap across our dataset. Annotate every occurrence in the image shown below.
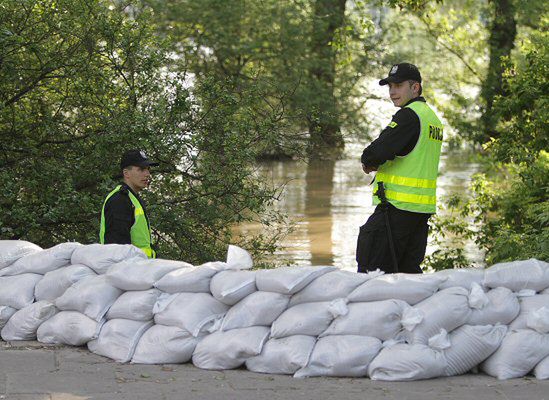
[120,149,159,169]
[379,63,422,86]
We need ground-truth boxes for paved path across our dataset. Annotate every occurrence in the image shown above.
[1,341,547,400]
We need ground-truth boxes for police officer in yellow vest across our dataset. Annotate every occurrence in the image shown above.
[99,150,158,258]
[357,63,443,274]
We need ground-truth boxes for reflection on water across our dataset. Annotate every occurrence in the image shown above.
[239,144,481,271]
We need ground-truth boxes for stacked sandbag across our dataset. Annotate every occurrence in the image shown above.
[40,274,121,346]
[294,335,382,377]
[288,269,373,306]
[71,243,147,275]
[88,319,153,362]
[89,258,189,362]
[1,301,58,340]
[192,261,271,370]
[443,324,507,376]
[348,273,445,305]
[0,242,81,276]
[402,287,473,344]
[0,273,43,309]
[3,238,549,382]
[138,247,251,366]
[509,294,549,333]
[483,259,549,292]
[56,275,123,321]
[192,326,271,370]
[321,299,408,340]
[466,284,519,325]
[0,306,17,330]
[237,267,374,374]
[481,329,549,379]
[132,325,202,364]
[0,240,42,270]
[368,342,448,381]
[35,264,97,302]
[434,267,485,290]
[37,311,104,346]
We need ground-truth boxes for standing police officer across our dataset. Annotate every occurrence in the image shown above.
[357,63,443,274]
[99,150,158,258]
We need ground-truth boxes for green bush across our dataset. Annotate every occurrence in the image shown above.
[0,0,293,264]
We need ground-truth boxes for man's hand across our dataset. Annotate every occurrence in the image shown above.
[362,163,377,174]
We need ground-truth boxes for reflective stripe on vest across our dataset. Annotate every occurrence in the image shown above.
[373,101,443,213]
[99,185,156,258]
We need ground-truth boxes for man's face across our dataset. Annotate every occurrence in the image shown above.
[388,80,419,107]
[123,166,151,191]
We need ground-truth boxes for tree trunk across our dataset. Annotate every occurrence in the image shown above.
[307,0,346,156]
[480,0,517,141]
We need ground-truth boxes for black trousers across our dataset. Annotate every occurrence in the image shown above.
[356,204,431,274]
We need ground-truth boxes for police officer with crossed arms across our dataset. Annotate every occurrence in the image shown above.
[357,63,443,274]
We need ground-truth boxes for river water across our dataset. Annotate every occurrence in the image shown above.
[239,144,480,271]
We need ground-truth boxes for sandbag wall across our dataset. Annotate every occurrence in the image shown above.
[0,239,548,381]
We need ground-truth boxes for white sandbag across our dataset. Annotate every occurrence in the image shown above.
[434,267,485,290]
[484,258,549,292]
[221,291,290,331]
[534,355,549,380]
[37,311,103,346]
[526,307,549,334]
[106,289,162,321]
[481,329,549,379]
[71,243,147,274]
[154,292,230,337]
[509,295,549,333]
[255,266,335,295]
[1,301,58,341]
[270,299,348,339]
[106,257,191,291]
[55,275,123,321]
[0,273,42,309]
[225,245,253,270]
[131,325,201,364]
[246,335,316,375]
[403,287,472,344]
[295,335,382,378]
[210,270,257,305]
[0,242,81,276]
[154,262,224,293]
[367,343,447,381]
[192,326,270,370]
[35,264,97,302]
[320,300,408,341]
[467,287,519,325]
[288,269,371,306]
[0,306,17,330]
[444,324,507,376]
[88,319,153,363]
[0,240,42,269]
[348,273,445,305]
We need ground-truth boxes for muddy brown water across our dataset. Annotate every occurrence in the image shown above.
[237,142,481,271]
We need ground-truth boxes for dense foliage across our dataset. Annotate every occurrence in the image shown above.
[0,0,292,263]
[1,0,545,267]
[426,19,548,269]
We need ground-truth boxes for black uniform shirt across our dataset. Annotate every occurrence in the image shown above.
[103,183,149,245]
[361,97,426,168]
